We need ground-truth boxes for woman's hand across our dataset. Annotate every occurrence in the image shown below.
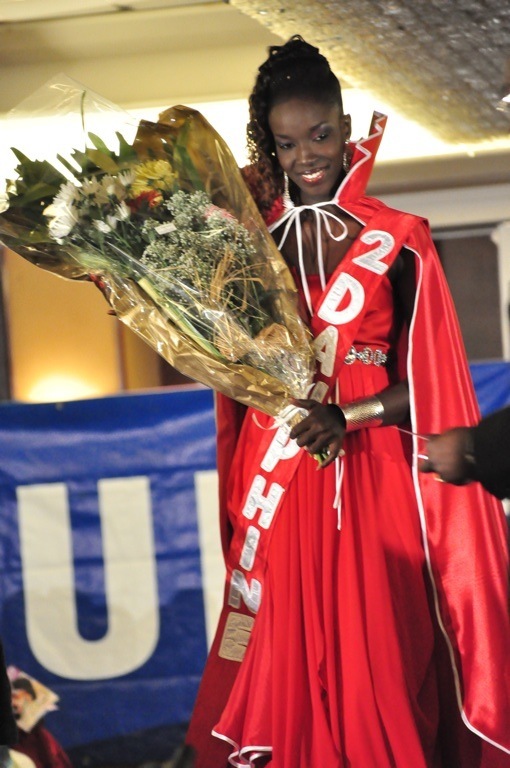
[290,399,346,468]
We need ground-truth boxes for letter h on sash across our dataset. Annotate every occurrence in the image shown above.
[242,475,284,529]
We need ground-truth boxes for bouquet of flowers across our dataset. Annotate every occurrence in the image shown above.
[0,76,315,421]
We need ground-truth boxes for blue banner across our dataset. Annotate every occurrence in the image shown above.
[0,386,217,764]
[470,360,510,416]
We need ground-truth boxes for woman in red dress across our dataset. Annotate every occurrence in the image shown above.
[187,36,510,767]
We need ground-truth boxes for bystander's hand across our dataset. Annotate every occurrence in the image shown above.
[420,427,476,485]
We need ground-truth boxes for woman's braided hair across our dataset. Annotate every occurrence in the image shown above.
[243,35,344,215]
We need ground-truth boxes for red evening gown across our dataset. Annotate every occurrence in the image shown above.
[213,273,459,767]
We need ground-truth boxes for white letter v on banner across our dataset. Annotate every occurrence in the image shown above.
[16,477,159,680]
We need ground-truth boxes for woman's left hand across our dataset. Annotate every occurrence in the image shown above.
[290,399,346,468]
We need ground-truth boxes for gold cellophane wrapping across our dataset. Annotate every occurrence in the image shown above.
[101,272,302,418]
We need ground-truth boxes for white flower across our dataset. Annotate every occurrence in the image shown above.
[118,170,135,187]
[93,220,112,234]
[53,180,80,206]
[44,183,81,240]
[115,201,131,220]
[81,177,103,199]
[101,175,118,197]
[45,202,80,240]
[106,215,119,230]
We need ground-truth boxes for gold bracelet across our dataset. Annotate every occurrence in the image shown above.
[340,396,385,433]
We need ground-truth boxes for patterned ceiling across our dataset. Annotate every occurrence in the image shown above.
[230,0,510,144]
[1,0,509,149]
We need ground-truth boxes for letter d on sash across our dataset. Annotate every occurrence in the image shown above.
[317,273,365,326]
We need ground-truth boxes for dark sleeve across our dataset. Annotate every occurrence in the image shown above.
[472,406,510,499]
[0,640,17,745]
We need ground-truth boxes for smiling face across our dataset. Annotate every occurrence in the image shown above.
[269,98,351,205]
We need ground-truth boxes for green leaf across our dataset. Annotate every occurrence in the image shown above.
[173,144,204,192]
[88,132,111,154]
[15,181,62,206]
[7,150,68,209]
[11,150,63,185]
[67,148,96,176]
[11,148,32,166]
[55,154,82,180]
[85,148,119,173]
[116,132,137,164]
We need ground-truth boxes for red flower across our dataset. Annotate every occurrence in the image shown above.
[127,190,163,212]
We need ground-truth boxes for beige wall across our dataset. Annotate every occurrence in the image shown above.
[2,245,194,401]
[2,248,123,401]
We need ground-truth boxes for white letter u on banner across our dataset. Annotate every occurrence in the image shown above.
[16,477,159,680]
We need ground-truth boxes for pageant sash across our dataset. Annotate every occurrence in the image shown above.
[310,208,418,401]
